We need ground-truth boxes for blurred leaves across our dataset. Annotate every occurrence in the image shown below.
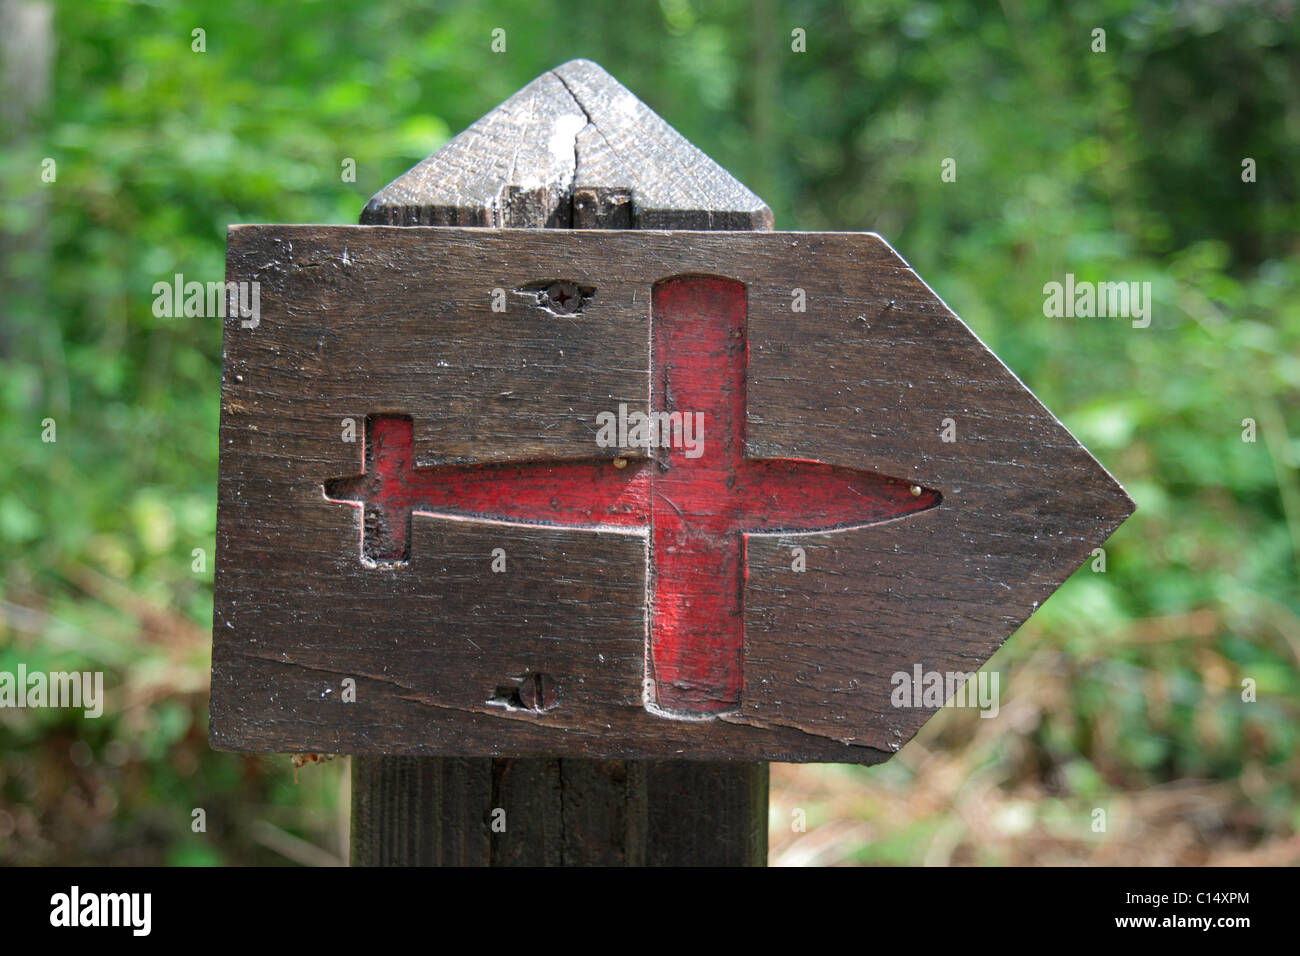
[1,0,1297,864]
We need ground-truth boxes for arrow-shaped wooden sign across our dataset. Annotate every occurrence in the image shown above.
[211,225,1133,762]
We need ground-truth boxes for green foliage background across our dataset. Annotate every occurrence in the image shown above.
[1,0,1296,864]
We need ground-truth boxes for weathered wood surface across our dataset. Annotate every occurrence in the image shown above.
[350,756,766,865]
[213,59,1131,866]
[361,60,771,232]
[212,227,1133,758]
[347,60,771,865]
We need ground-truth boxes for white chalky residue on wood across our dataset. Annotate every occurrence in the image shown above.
[549,113,587,164]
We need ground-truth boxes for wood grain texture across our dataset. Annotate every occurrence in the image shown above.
[350,756,765,865]
[342,59,771,865]
[213,227,1133,761]
[359,68,583,228]
[351,756,491,865]
[360,60,771,231]
[228,60,1131,867]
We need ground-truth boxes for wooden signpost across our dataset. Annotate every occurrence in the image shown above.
[210,60,1134,865]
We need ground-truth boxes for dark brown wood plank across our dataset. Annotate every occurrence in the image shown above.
[645,761,768,866]
[213,227,1133,763]
[351,755,492,865]
[360,60,772,232]
[220,227,651,466]
[342,61,776,866]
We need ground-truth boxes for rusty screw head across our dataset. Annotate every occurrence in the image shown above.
[518,672,558,712]
[573,189,597,218]
[543,281,581,314]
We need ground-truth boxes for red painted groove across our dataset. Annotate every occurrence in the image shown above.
[324,275,939,717]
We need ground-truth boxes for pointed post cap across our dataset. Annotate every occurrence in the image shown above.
[361,59,773,230]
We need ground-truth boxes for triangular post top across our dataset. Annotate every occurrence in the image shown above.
[361,59,773,230]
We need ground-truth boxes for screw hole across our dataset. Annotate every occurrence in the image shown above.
[491,672,558,712]
[518,280,596,315]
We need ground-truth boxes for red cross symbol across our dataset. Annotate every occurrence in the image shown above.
[325,276,940,717]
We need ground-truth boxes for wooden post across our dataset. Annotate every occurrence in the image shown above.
[212,58,1133,868]
[349,59,773,866]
